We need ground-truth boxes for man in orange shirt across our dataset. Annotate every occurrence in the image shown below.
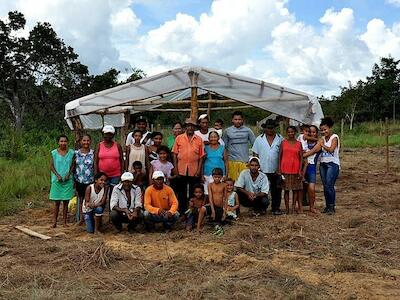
[172,118,205,214]
[144,171,179,230]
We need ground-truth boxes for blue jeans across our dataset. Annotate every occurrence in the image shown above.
[143,211,180,229]
[319,162,339,207]
[84,207,104,233]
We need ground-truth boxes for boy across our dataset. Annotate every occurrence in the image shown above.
[222,111,256,181]
[132,161,147,203]
[197,168,226,232]
[214,119,224,137]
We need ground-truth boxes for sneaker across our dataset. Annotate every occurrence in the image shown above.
[272,210,283,216]
[321,207,329,214]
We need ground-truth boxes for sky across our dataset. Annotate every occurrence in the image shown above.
[1,0,400,97]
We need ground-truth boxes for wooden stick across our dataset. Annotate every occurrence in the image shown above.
[385,117,389,173]
[15,226,51,240]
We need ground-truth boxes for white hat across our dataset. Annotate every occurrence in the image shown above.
[198,113,208,120]
[152,171,165,179]
[102,125,115,134]
[248,156,260,164]
[121,172,134,182]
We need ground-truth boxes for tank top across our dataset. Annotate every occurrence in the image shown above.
[204,145,225,176]
[98,141,121,177]
[227,191,237,207]
[128,144,146,174]
[320,134,340,166]
[280,139,302,174]
[82,184,105,213]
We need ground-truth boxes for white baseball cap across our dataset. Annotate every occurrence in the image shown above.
[121,172,134,182]
[152,171,165,179]
[102,125,115,134]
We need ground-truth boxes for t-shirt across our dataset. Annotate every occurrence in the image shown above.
[126,131,152,146]
[151,160,174,182]
[222,126,255,162]
[252,134,283,173]
[144,185,179,215]
[235,169,269,194]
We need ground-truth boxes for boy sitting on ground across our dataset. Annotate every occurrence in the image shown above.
[186,184,208,231]
[198,168,226,232]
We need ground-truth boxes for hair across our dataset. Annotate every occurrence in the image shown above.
[209,131,220,138]
[193,183,204,193]
[232,111,243,118]
[133,129,143,136]
[80,134,91,141]
[320,117,334,128]
[225,177,235,184]
[249,157,260,165]
[310,125,319,133]
[286,125,298,133]
[172,121,183,129]
[212,167,224,176]
[132,160,143,169]
[136,118,147,124]
[151,131,163,139]
[156,145,170,154]
[57,134,68,142]
[215,118,224,125]
[300,124,310,130]
[94,172,107,181]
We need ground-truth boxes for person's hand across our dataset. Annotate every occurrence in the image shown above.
[248,192,255,201]
[211,210,216,220]
[158,208,165,216]
[64,174,70,181]
[56,175,63,182]
[298,172,303,181]
[319,138,325,146]
[132,210,138,218]
[166,211,173,219]
[195,170,201,178]
[89,203,95,209]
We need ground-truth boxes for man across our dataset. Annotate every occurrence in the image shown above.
[235,157,270,216]
[144,171,179,230]
[252,119,284,215]
[110,172,142,232]
[172,117,205,213]
[194,114,224,146]
[222,111,256,181]
[125,115,152,152]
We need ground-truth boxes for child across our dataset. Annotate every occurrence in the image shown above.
[198,168,226,232]
[132,160,148,200]
[225,178,239,219]
[148,132,163,162]
[186,184,207,231]
[149,145,175,185]
[50,135,75,228]
[214,118,224,137]
[83,172,108,234]
[127,129,148,174]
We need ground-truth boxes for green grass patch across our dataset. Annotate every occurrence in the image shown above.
[341,133,400,148]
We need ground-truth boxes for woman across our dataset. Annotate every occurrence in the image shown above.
[167,122,183,149]
[50,135,75,228]
[94,125,124,190]
[303,125,321,214]
[148,131,163,163]
[318,117,340,214]
[203,131,228,194]
[278,126,303,214]
[74,134,94,224]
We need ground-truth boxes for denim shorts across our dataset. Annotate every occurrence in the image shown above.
[305,164,317,184]
[84,207,104,233]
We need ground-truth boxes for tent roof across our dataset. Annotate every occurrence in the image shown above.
[65,66,323,128]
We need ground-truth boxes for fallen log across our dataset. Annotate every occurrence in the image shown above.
[15,226,51,240]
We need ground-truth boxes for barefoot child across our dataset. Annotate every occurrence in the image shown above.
[83,172,108,234]
[198,168,226,232]
[50,135,75,228]
[225,178,239,219]
[186,184,207,231]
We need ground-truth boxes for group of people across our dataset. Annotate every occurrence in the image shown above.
[49,111,340,234]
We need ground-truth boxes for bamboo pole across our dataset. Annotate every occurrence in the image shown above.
[120,110,130,147]
[189,71,199,120]
[385,117,389,173]
[132,105,253,112]
[207,92,212,119]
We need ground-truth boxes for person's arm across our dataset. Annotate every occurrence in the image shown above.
[256,176,269,198]
[117,143,124,173]
[94,144,100,175]
[98,186,108,207]
[50,155,62,182]
[321,137,338,153]
[303,133,319,142]
[248,128,256,145]
[133,186,142,209]
[145,146,150,172]
[223,148,229,178]
[168,188,179,214]
[84,185,92,208]
[298,144,303,177]
[144,187,161,215]
[277,142,283,175]
[195,141,205,177]
[125,145,130,170]
[208,184,216,219]
[233,192,240,210]
[172,153,178,175]
[148,164,154,185]
[303,143,322,158]
[65,153,75,181]
[110,188,129,214]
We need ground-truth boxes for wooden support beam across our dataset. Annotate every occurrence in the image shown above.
[189,71,199,120]
[133,105,253,112]
[207,92,212,119]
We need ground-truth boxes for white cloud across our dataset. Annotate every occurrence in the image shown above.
[386,0,400,7]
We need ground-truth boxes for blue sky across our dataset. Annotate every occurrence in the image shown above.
[1,0,399,96]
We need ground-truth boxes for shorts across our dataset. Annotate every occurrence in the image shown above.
[75,182,90,198]
[204,205,224,221]
[203,175,214,195]
[228,161,247,181]
[305,164,317,184]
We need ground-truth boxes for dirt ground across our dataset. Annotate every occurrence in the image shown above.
[0,147,399,300]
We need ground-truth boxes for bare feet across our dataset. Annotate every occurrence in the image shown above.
[50,223,57,229]
[309,208,318,214]
[63,223,69,228]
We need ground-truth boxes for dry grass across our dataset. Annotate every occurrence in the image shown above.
[0,147,400,299]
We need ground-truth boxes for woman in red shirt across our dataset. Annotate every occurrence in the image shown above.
[278,126,303,214]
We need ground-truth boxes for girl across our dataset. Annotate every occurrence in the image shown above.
[203,131,228,194]
[303,125,321,214]
[83,172,108,234]
[319,117,340,214]
[149,145,175,185]
[74,134,94,224]
[50,135,75,228]
[185,184,207,231]
[167,122,183,149]
[278,126,303,214]
[148,132,163,162]
[127,129,148,174]
[225,178,239,219]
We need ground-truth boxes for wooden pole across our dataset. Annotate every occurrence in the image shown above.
[340,118,344,140]
[71,117,83,149]
[385,117,389,173]
[207,92,212,119]
[120,110,130,147]
[189,71,199,120]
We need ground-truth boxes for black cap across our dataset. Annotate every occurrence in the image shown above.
[135,115,148,123]
[261,119,278,128]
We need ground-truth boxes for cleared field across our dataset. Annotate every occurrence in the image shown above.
[0,147,399,299]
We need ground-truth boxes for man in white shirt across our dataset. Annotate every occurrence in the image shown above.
[125,116,152,151]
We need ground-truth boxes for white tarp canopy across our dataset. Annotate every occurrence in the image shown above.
[65,66,323,129]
